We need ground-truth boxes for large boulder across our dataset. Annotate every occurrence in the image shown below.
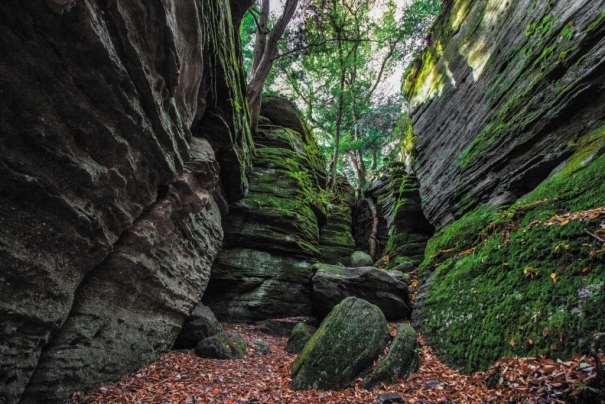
[291,297,389,390]
[364,324,419,388]
[311,264,412,320]
[174,304,223,349]
[195,332,247,359]
[203,249,314,322]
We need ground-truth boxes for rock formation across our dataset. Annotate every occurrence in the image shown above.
[0,0,253,401]
[318,175,357,266]
[202,97,328,322]
[406,0,605,372]
[354,163,433,267]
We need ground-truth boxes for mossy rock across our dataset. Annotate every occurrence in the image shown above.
[364,324,419,388]
[286,323,317,354]
[194,332,247,359]
[351,251,373,267]
[250,339,270,356]
[291,297,389,390]
[415,132,605,372]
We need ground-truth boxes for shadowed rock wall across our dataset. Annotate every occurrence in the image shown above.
[0,0,252,402]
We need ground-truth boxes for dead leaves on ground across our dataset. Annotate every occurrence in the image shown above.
[70,321,605,403]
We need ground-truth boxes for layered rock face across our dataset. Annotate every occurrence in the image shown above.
[318,175,356,266]
[407,0,605,372]
[0,0,252,402]
[405,0,605,229]
[354,163,433,266]
[203,98,328,322]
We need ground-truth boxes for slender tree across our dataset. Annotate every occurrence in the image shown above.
[246,0,300,131]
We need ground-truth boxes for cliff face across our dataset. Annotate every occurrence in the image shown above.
[406,0,605,229]
[0,0,252,402]
[354,163,433,267]
[406,0,605,372]
[203,97,332,321]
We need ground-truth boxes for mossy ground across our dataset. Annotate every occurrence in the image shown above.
[417,128,605,372]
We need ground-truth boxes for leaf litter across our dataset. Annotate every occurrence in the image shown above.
[70,320,605,403]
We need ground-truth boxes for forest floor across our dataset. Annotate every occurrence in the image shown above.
[70,320,605,404]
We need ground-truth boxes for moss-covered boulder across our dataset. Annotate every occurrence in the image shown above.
[195,332,247,359]
[286,323,317,354]
[364,324,419,388]
[311,264,411,320]
[291,297,389,390]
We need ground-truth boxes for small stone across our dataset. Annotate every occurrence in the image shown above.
[195,332,247,359]
[285,323,316,354]
[376,392,404,403]
[351,251,373,267]
[250,339,270,356]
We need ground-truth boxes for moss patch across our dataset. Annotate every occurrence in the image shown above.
[417,130,605,372]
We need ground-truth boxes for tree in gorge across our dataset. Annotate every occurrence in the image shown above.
[244,0,300,131]
[267,0,439,189]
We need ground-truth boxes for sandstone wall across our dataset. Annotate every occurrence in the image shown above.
[0,0,252,402]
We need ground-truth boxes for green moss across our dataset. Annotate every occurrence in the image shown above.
[418,132,605,372]
[586,10,605,33]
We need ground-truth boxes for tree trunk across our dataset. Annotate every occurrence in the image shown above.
[366,196,379,260]
[328,34,346,190]
[371,150,377,170]
[247,0,299,132]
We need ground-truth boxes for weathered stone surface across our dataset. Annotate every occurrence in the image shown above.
[353,164,433,267]
[204,98,327,322]
[203,248,314,322]
[285,323,317,354]
[311,264,411,320]
[174,304,223,349]
[364,324,419,388]
[195,332,247,360]
[407,0,605,373]
[0,0,252,401]
[319,175,356,266]
[291,297,389,391]
[405,0,605,229]
[351,251,373,267]
[22,140,224,403]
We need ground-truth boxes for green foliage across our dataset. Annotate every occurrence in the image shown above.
[263,0,439,186]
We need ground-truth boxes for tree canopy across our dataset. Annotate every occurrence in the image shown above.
[241,0,439,188]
